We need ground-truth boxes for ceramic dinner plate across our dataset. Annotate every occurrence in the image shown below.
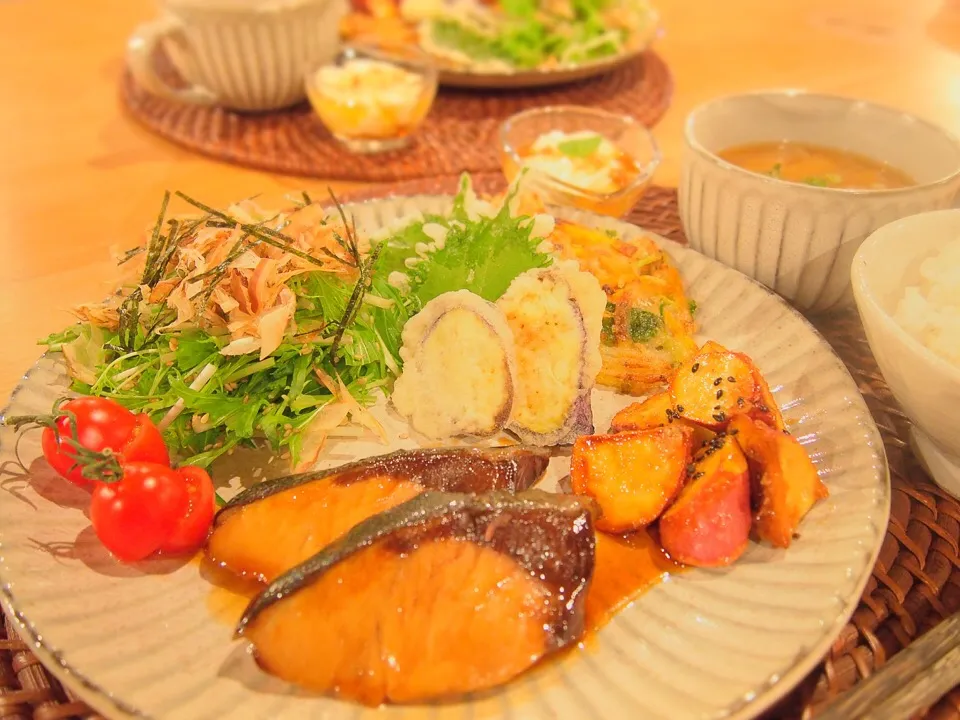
[436,45,646,89]
[0,197,890,720]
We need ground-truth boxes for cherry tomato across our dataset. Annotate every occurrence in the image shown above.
[160,465,216,555]
[40,397,169,486]
[90,462,189,562]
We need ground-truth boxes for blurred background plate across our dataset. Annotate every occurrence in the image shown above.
[436,44,647,89]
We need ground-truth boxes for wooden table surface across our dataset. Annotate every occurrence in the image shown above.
[1,0,960,401]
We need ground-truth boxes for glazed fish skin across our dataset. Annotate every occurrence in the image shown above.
[207,446,551,582]
[236,490,596,705]
[216,445,551,513]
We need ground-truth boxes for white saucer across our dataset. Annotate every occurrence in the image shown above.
[910,425,960,498]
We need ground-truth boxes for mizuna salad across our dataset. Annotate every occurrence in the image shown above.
[37,178,554,471]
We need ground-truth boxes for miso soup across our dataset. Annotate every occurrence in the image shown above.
[717,141,915,190]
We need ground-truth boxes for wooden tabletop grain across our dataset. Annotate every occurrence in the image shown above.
[1,0,960,401]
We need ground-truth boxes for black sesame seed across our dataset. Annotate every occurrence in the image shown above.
[729,428,739,435]
[712,412,726,423]
[736,397,746,408]
[676,405,685,414]
[716,389,724,400]
[713,377,722,386]
[713,404,721,410]
[691,362,700,373]
[727,376,736,382]
[693,472,704,480]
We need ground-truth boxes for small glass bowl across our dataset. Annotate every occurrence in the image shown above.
[304,41,438,154]
[499,105,662,217]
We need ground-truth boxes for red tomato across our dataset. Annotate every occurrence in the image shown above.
[160,465,216,555]
[40,397,169,486]
[90,462,189,562]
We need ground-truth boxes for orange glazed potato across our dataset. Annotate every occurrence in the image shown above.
[728,416,829,548]
[609,392,715,446]
[608,392,675,433]
[670,341,786,432]
[670,348,760,430]
[659,434,752,567]
[571,426,693,533]
[749,367,785,431]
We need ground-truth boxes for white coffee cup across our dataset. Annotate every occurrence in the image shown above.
[126,0,347,112]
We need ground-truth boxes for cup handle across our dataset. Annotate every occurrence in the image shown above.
[126,17,217,106]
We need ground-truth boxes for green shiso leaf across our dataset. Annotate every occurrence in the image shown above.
[375,174,553,307]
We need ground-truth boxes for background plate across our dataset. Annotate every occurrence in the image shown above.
[436,45,646,89]
[0,197,889,720]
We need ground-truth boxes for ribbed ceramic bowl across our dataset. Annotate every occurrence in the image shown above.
[679,90,960,313]
[127,0,347,111]
[0,197,888,720]
[852,209,960,497]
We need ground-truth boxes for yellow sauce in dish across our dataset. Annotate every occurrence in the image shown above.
[717,141,915,190]
[307,58,433,141]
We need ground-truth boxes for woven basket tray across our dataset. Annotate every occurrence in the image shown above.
[3,179,958,720]
[118,49,672,182]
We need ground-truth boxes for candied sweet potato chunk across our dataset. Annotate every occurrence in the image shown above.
[571,426,693,533]
[671,341,787,433]
[659,434,752,567]
[750,367,786,431]
[608,392,675,433]
[671,349,759,430]
[609,392,714,445]
[728,416,829,548]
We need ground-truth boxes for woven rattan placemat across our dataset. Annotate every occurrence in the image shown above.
[2,179,957,720]
[118,50,673,182]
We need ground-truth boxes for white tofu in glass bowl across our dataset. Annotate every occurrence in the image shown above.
[851,209,960,497]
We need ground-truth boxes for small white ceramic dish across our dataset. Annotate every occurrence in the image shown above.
[852,209,960,498]
[679,90,960,313]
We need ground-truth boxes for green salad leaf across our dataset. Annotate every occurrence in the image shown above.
[375,175,553,306]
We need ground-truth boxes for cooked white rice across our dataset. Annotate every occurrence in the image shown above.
[893,239,960,367]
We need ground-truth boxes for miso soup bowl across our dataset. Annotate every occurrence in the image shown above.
[679,90,960,312]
